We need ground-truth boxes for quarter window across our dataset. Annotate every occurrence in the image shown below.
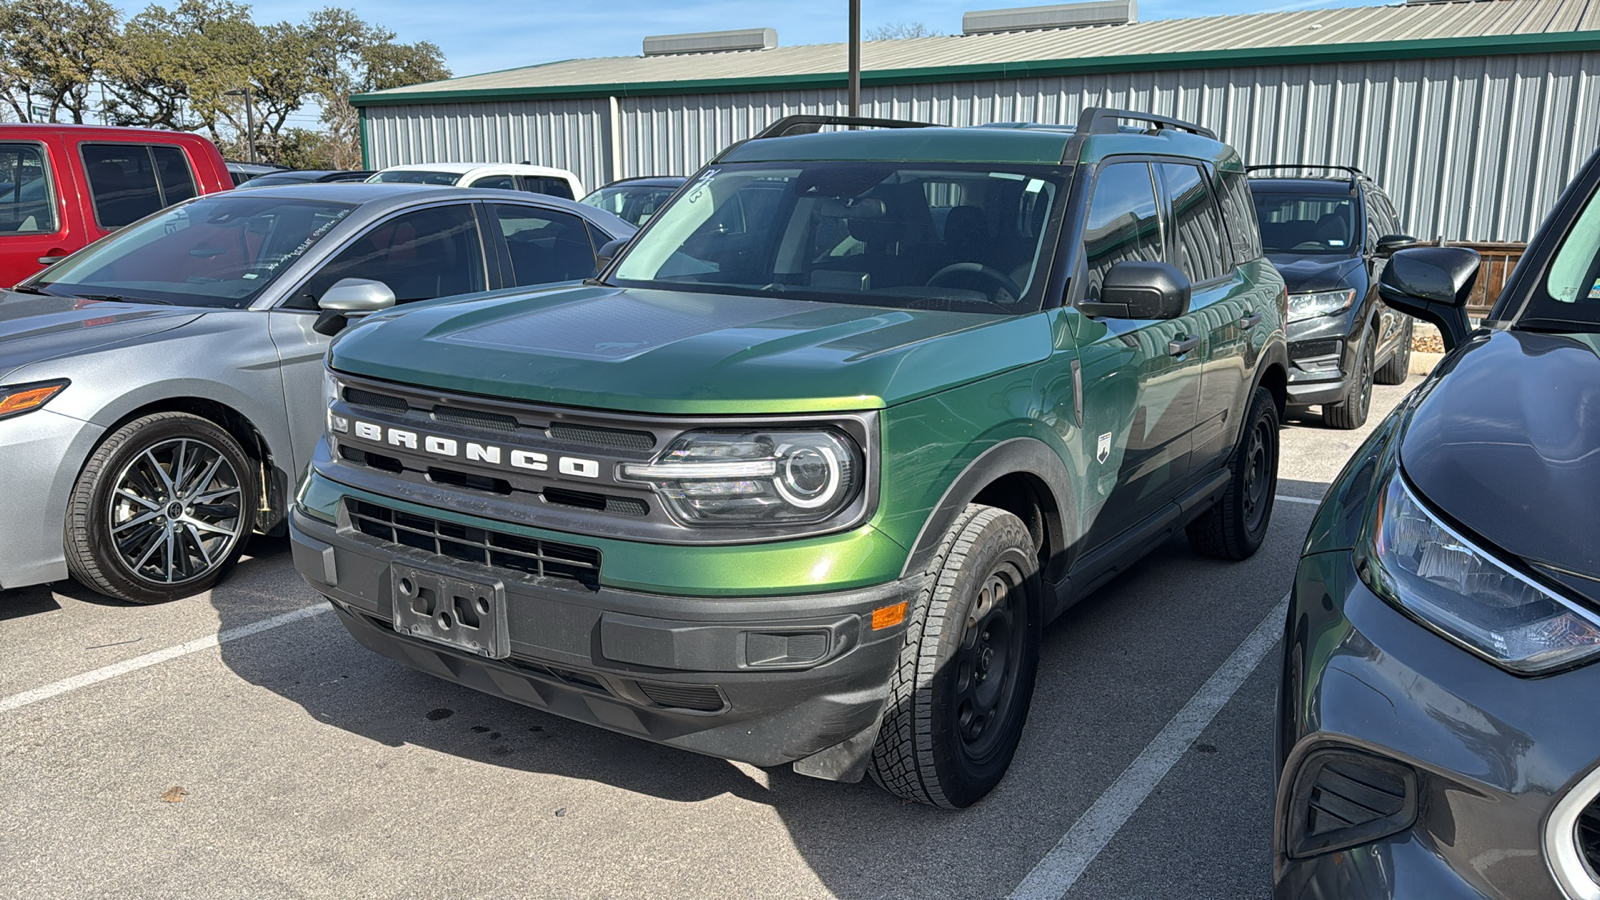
[1161,163,1230,283]
[296,204,486,308]
[521,176,575,200]
[0,142,55,234]
[1216,170,1263,263]
[491,204,599,287]
[1083,162,1163,300]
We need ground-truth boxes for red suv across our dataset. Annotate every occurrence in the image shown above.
[0,125,232,286]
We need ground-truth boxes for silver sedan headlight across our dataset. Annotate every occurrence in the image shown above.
[1361,469,1600,674]
[1287,289,1356,323]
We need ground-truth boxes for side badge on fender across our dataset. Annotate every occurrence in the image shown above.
[1097,432,1112,464]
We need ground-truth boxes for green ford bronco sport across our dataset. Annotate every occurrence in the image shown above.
[290,109,1289,808]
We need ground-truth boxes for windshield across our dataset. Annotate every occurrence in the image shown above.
[29,194,355,308]
[1250,189,1359,256]
[369,170,462,186]
[1529,181,1600,329]
[581,184,680,226]
[609,162,1065,314]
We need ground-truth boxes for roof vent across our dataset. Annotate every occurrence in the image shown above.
[962,1,1136,34]
[642,28,778,56]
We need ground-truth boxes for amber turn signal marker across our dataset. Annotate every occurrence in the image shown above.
[871,601,908,630]
[0,382,66,419]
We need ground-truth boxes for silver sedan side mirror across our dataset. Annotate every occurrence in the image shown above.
[317,278,396,316]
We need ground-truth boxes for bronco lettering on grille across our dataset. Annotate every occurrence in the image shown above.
[341,419,600,478]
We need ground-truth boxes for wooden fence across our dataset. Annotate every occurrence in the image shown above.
[1438,241,1526,321]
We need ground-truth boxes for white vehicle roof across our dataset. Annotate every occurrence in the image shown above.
[368,162,583,193]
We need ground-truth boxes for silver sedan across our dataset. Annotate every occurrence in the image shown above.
[0,183,633,603]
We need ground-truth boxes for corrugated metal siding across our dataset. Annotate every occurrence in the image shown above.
[364,51,1600,242]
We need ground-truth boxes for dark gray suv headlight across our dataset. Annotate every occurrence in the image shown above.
[1361,468,1600,674]
[620,428,862,525]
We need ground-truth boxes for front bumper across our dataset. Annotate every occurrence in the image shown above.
[1275,549,1600,899]
[1285,314,1355,406]
[290,505,916,772]
[0,408,103,591]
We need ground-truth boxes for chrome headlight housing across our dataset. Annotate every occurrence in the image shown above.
[1287,289,1356,323]
[1360,468,1600,675]
[620,428,862,526]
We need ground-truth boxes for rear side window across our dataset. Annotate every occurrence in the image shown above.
[491,204,598,286]
[82,143,195,228]
[1216,170,1263,263]
[0,142,56,234]
[522,176,574,200]
[1160,163,1230,283]
[1082,162,1162,301]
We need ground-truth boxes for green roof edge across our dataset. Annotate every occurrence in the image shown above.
[350,31,1600,108]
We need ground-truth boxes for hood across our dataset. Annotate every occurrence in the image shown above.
[1265,253,1363,294]
[330,285,1052,415]
[1401,329,1600,586]
[0,292,202,381]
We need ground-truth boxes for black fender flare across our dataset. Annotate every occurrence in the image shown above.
[900,437,1077,584]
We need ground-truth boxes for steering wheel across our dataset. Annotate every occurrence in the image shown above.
[926,263,1023,304]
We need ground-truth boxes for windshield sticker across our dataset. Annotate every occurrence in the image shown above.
[1590,278,1600,299]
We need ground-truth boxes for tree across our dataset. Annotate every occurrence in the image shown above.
[305,7,447,169]
[865,22,938,41]
[0,0,121,123]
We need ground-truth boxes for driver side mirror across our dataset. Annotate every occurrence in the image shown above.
[313,278,396,336]
[1377,246,1480,351]
[1375,234,1423,257]
[1079,261,1191,320]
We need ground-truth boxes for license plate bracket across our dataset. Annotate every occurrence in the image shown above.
[390,562,509,659]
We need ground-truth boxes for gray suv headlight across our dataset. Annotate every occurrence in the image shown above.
[1361,468,1600,674]
[1287,289,1355,323]
[620,429,861,525]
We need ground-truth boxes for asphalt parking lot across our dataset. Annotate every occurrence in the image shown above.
[1,378,1416,900]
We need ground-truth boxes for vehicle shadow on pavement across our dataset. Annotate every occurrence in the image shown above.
[205,478,1329,900]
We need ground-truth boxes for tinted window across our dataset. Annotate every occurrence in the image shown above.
[297,204,486,307]
[610,161,1066,314]
[471,175,516,190]
[152,146,196,205]
[580,184,679,226]
[369,170,463,185]
[1217,170,1262,262]
[0,142,55,234]
[31,194,354,308]
[83,144,168,227]
[523,176,575,200]
[1082,162,1163,301]
[1250,188,1358,255]
[492,204,598,286]
[1161,163,1229,283]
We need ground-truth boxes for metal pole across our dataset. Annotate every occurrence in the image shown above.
[847,0,861,117]
[244,90,256,164]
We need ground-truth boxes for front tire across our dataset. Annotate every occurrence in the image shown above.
[1187,387,1279,560]
[65,412,255,604]
[869,505,1040,808]
[1373,317,1413,385]
[1322,328,1375,430]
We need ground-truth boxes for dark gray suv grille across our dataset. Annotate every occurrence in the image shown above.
[347,500,601,590]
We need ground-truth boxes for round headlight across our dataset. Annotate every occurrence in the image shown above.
[620,428,862,525]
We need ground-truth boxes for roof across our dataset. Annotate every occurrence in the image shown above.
[717,122,1235,167]
[373,162,577,177]
[353,0,1600,107]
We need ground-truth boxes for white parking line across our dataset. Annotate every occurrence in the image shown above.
[1276,495,1322,506]
[1007,593,1292,900]
[0,604,332,715]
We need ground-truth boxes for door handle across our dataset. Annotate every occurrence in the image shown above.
[1168,335,1202,357]
[1239,312,1262,330]
[37,255,66,265]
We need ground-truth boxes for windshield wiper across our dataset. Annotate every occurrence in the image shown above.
[9,284,55,296]
[70,293,174,306]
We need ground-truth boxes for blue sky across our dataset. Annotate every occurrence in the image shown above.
[233,0,1391,82]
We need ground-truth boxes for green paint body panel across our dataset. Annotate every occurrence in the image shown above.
[349,32,1600,107]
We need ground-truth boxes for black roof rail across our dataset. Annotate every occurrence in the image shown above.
[1075,107,1216,140]
[1247,164,1369,182]
[749,114,935,141]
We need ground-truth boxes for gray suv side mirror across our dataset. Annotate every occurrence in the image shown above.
[1375,234,1422,257]
[314,278,396,337]
[1079,261,1191,320]
[1377,246,1480,351]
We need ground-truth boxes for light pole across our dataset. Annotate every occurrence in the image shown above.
[224,88,256,163]
[847,0,861,117]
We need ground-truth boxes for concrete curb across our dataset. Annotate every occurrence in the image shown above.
[1410,350,1445,376]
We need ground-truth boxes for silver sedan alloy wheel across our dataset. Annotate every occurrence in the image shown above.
[108,437,244,585]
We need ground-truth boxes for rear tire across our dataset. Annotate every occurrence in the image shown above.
[868,505,1040,809]
[1187,387,1279,560]
[1322,329,1374,430]
[1374,317,1413,385]
[65,412,255,604]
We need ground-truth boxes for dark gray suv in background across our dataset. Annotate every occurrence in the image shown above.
[1250,166,1418,428]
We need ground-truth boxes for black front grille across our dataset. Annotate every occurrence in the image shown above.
[1287,748,1416,858]
[432,406,519,432]
[344,387,409,412]
[548,422,655,451]
[637,681,726,712]
[348,500,600,590]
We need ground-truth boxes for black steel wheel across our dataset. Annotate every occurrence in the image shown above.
[1188,386,1280,560]
[66,412,256,603]
[1324,330,1375,429]
[869,505,1040,808]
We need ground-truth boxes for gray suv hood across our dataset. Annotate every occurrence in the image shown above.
[0,292,202,381]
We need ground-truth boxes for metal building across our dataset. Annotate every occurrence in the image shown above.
[352,0,1600,243]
